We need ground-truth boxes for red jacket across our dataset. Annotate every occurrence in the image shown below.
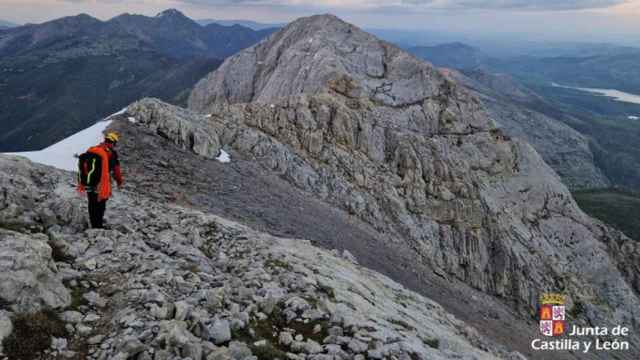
[77,143,123,200]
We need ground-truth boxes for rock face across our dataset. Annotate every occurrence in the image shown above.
[127,99,222,159]
[187,13,640,355]
[444,68,610,189]
[189,14,450,109]
[0,154,510,360]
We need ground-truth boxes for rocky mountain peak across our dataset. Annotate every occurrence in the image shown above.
[156,8,188,19]
[189,13,453,111]
[155,8,198,27]
[39,13,103,31]
[184,14,640,356]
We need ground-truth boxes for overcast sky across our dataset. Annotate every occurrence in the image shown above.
[1,0,639,44]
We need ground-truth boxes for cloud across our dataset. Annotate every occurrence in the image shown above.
[166,0,629,11]
[448,0,629,10]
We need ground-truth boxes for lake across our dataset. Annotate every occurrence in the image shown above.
[552,82,640,105]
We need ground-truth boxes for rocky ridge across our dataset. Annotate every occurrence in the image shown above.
[185,14,640,355]
[0,154,512,360]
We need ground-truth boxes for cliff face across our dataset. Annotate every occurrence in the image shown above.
[186,14,640,354]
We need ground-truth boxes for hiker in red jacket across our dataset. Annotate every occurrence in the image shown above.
[77,132,124,229]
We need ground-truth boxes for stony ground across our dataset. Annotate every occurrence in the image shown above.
[0,154,523,360]
[107,113,559,359]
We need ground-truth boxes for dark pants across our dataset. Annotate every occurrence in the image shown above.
[87,192,107,229]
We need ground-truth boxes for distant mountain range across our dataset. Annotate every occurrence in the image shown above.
[408,43,489,70]
[197,19,284,30]
[0,9,275,152]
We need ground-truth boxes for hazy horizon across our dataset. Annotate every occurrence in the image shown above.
[2,0,640,48]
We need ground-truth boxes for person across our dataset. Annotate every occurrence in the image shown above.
[77,132,124,229]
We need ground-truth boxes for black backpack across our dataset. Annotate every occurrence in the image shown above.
[77,152,103,187]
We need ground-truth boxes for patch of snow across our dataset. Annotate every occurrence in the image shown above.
[4,120,113,172]
[270,104,275,109]
[107,107,128,119]
[205,114,212,118]
[629,116,639,120]
[552,82,640,105]
[216,150,231,163]
[128,117,137,123]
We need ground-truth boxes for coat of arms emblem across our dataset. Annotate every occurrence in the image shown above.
[539,293,566,336]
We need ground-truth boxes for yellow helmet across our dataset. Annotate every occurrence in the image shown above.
[105,132,120,143]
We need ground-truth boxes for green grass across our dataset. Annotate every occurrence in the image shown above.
[250,342,289,360]
[573,189,640,241]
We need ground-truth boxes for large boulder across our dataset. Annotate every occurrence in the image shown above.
[0,229,70,313]
[127,98,222,159]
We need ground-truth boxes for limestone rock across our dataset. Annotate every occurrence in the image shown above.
[210,319,232,345]
[127,98,222,159]
[0,229,70,312]
[185,13,640,354]
[446,68,610,189]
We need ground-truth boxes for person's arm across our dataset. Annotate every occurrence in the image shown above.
[113,164,123,187]
[110,150,124,187]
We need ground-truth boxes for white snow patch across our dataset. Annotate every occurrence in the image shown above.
[629,116,639,120]
[270,104,275,109]
[4,120,113,172]
[205,114,212,118]
[107,107,128,119]
[128,117,137,123]
[216,150,231,163]
[552,82,640,105]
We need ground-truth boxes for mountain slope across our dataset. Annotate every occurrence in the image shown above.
[0,10,271,152]
[442,68,610,189]
[197,19,284,30]
[187,14,640,357]
[0,153,511,360]
[409,46,640,191]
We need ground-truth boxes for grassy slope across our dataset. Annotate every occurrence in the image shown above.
[574,189,640,241]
